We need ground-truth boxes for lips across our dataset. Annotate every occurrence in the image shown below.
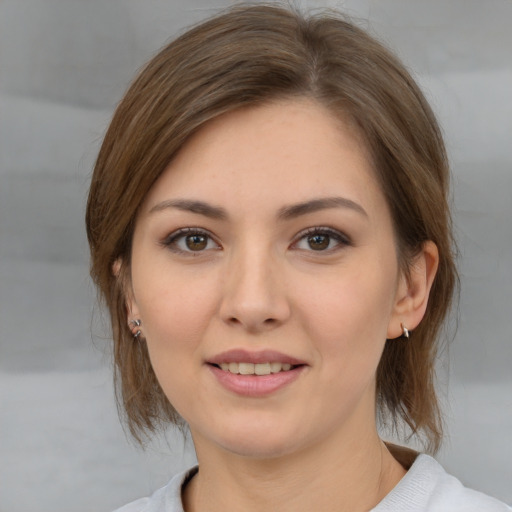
[207,349,306,367]
[206,349,307,396]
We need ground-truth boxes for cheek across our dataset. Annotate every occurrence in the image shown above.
[131,269,222,417]
[131,263,221,368]
[296,258,397,366]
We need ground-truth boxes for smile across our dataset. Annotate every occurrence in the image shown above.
[207,350,307,396]
[217,362,294,375]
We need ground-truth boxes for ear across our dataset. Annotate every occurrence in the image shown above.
[387,241,439,339]
[112,258,141,324]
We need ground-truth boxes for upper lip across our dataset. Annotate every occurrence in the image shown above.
[207,349,307,366]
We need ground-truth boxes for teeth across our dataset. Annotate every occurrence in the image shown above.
[218,362,295,375]
[255,363,271,375]
[238,362,254,375]
[270,362,282,373]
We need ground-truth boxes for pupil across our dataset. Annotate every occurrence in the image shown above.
[186,234,207,251]
[308,234,329,250]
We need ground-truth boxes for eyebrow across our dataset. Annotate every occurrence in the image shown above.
[149,196,367,220]
[149,199,228,220]
[277,196,368,220]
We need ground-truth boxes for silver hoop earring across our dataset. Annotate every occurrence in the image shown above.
[129,319,142,339]
[401,323,410,339]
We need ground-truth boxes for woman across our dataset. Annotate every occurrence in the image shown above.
[86,4,511,511]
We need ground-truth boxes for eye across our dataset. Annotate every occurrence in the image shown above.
[293,227,351,252]
[162,228,220,254]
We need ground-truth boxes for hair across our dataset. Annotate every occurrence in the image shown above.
[86,2,457,452]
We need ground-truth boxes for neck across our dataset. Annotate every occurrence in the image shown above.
[183,427,406,512]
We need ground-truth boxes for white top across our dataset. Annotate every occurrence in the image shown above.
[113,454,511,512]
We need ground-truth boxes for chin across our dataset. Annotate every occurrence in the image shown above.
[219,432,301,459]
[192,414,306,460]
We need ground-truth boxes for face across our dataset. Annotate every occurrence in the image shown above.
[127,99,408,459]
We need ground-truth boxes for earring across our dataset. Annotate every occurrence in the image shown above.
[129,319,142,339]
[400,323,410,339]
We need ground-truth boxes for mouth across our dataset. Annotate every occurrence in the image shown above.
[206,349,307,396]
[210,362,301,376]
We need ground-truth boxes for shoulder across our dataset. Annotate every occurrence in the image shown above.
[111,467,198,512]
[374,454,511,512]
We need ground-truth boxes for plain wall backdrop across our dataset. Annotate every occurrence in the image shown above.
[1,1,511,510]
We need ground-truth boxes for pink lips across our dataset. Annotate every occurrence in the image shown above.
[208,349,306,366]
[206,349,307,397]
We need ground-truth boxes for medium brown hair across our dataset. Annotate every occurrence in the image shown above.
[86,3,457,452]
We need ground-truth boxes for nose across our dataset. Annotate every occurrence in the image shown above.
[219,246,291,333]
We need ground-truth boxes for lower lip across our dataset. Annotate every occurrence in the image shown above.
[208,365,305,397]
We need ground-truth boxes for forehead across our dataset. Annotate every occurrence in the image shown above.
[142,99,384,218]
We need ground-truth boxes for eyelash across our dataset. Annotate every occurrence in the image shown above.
[292,226,352,253]
[160,227,220,255]
[161,226,351,255]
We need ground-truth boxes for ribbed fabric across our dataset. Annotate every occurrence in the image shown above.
[372,454,511,511]
[113,455,511,512]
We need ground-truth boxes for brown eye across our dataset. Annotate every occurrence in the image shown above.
[293,227,351,253]
[163,228,220,254]
[307,234,330,251]
[186,234,208,251]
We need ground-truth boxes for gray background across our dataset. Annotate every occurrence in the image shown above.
[1,1,511,510]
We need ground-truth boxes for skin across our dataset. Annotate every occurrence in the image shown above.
[126,99,438,512]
